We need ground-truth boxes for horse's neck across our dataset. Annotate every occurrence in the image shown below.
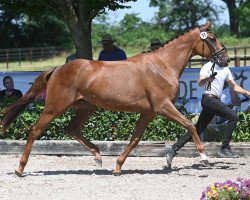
[158,34,196,77]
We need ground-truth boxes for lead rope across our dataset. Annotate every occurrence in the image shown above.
[201,40,213,91]
[205,61,216,91]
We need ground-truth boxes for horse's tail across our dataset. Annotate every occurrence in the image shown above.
[0,68,55,134]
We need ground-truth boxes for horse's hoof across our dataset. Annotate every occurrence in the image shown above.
[112,170,122,176]
[199,152,210,166]
[199,152,208,160]
[14,170,23,177]
[94,158,102,167]
[200,159,210,166]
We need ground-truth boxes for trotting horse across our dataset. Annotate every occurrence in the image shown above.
[0,21,229,176]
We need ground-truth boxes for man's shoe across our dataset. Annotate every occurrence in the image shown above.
[218,147,239,158]
[166,145,177,167]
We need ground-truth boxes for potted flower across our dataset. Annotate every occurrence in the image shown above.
[201,178,250,200]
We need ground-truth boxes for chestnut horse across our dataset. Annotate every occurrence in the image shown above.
[1,21,229,176]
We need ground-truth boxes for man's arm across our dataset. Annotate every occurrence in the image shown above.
[198,75,215,87]
[228,79,250,96]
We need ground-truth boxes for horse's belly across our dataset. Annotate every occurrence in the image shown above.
[83,94,151,113]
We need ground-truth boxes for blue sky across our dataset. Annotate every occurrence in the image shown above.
[106,0,229,24]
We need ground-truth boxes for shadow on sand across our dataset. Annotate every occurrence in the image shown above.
[7,160,242,177]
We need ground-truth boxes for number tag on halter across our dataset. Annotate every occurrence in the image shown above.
[200,32,208,40]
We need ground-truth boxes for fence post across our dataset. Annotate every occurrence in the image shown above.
[30,48,33,65]
[41,48,44,60]
[19,49,21,66]
[234,48,237,57]
[235,56,240,67]
[244,46,247,66]
[6,49,9,69]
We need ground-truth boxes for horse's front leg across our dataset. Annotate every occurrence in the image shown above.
[156,100,206,157]
[113,113,155,175]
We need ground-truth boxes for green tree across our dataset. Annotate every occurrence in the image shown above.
[96,13,169,48]
[221,0,241,36]
[120,13,142,32]
[150,0,218,33]
[117,13,152,47]
[221,0,239,36]
[219,0,250,36]
[0,0,136,60]
[0,5,72,48]
[238,0,250,37]
[0,5,25,48]
[23,15,73,48]
[91,14,111,50]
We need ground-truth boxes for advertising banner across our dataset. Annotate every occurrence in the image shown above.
[1,67,250,113]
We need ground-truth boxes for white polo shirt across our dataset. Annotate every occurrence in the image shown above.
[200,61,234,98]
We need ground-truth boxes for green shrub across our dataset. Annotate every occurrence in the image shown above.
[233,112,250,142]
[0,98,249,142]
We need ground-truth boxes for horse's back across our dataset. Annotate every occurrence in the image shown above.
[45,57,177,112]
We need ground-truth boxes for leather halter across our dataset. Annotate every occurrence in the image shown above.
[198,26,226,91]
[198,26,226,64]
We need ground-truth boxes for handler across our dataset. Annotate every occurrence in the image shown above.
[166,60,250,167]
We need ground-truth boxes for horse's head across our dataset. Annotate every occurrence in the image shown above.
[195,21,230,67]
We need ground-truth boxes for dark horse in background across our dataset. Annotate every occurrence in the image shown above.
[0,21,230,176]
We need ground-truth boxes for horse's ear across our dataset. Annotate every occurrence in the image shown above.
[203,21,213,30]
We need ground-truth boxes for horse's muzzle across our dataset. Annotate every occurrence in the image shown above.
[221,57,230,67]
[214,56,230,67]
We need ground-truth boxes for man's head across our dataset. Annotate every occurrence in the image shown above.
[150,38,162,51]
[101,34,115,52]
[3,76,14,90]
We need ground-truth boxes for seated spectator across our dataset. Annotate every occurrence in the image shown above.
[65,51,77,63]
[0,76,22,101]
[149,38,163,51]
[98,34,127,61]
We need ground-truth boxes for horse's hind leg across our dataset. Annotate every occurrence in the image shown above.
[113,113,155,175]
[15,109,65,176]
[15,94,75,176]
[64,101,102,166]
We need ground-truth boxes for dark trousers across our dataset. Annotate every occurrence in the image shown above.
[173,95,239,151]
